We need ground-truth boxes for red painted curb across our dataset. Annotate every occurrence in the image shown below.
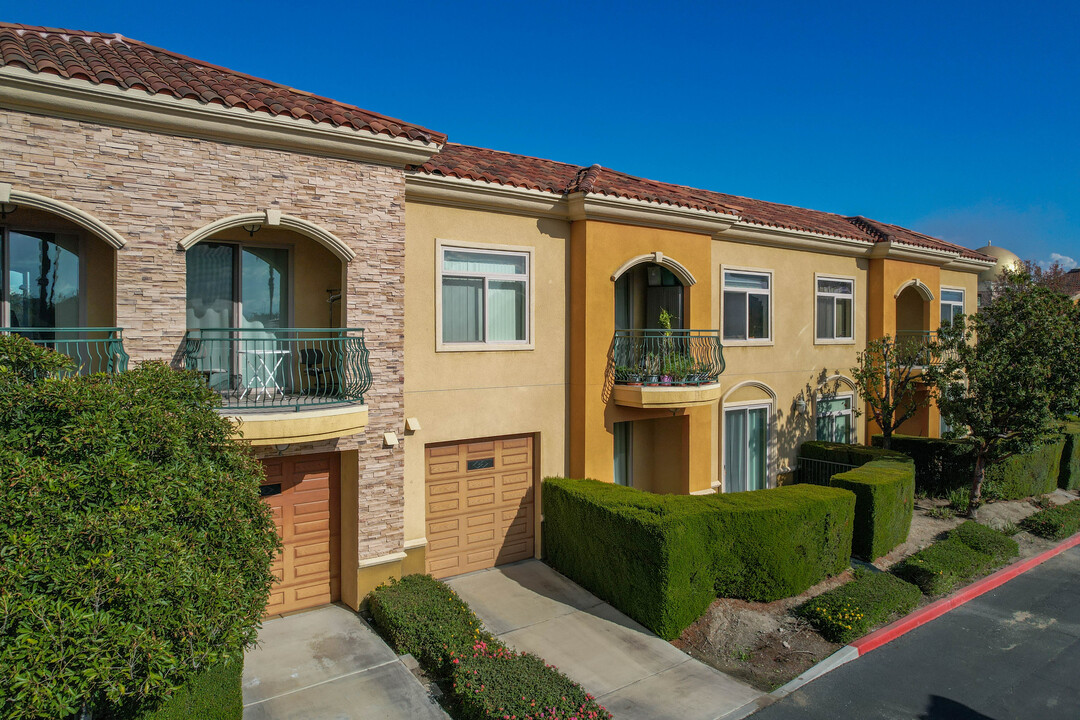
[851,530,1080,656]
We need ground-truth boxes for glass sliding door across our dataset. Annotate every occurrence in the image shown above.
[186,242,291,394]
[724,405,769,492]
[5,230,80,329]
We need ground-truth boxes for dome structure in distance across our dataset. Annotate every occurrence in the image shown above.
[974,244,1023,283]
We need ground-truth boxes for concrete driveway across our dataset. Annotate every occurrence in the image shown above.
[242,604,448,720]
[447,560,761,720]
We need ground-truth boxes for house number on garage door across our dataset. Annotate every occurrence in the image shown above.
[467,457,495,471]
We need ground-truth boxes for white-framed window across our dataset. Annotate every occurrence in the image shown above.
[815,275,854,342]
[723,269,772,342]
[816,393,854,444]
[940,288,965,326]
[437,244,531,350]
[724,403,770,492]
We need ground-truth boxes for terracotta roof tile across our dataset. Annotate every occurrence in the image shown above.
[0,22,445,145]
[417,145,994,262]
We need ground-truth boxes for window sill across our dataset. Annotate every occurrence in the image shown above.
[722,339,775,347]
[813,338,856,346]
[436,342,535,353]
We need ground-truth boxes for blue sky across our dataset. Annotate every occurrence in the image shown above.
[13,1,1080,267]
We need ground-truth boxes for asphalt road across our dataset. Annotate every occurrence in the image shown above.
[752,545,1080,720]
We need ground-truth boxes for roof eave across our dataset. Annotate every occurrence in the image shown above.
[0,66,442,167]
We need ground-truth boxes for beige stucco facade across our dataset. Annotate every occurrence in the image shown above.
[402,200,570,563]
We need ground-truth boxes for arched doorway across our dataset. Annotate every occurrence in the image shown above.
[614,262,686,330]
[1,201,123,373]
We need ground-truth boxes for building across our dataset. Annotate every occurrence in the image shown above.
[1,22,995,608]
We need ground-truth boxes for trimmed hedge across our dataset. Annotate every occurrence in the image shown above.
[542,477,855,639]
[891,521,1018,595]
[1059,420,1080,491]
[874,433,1064,500]
[1021,499,1080,540]
[135,663,242,720]
[798,442,915,560]
[368,575,610,720]
[796,570,921,644]
[799,441,909,467]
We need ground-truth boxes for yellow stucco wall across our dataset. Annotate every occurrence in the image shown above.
[403,201,569,548]
[713,239,867,487]
[569,220,715,493]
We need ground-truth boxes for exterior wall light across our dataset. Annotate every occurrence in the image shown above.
[241,222,262,236]
[0,202,17,219]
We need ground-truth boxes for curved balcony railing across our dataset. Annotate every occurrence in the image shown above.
[0,327,129,376]
[896,330,952,366]
[611,329,725,386]
[182,328,372,411]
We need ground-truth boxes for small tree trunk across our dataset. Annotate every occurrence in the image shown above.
[880,431,891,450]
[970,453,986,519]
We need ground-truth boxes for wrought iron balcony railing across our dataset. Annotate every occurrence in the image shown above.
[896,330,945,367]
[611,329,725,386]
[181,328,372,411]
[0,327,129,376]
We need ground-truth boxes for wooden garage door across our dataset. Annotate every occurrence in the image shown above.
[425,436,535,578]
[260,453,340,615]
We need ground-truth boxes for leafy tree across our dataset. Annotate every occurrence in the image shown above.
[0,335,280,719]
[930,269,1080,514]
[851,335,933,450]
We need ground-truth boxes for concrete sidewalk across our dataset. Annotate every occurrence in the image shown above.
[447,560,761,720]
[242,604,448,720]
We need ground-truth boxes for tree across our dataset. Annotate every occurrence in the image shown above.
[851,335,933,450]
[930,268,1080,515]
[0,335,280,719]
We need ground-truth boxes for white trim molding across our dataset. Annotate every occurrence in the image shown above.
[0,183,126,249]
[0,65,442,167]
[405,172,569,220]
[568,191,739,235]
[177,210,355,262]
[721,380,778,403]
[356,551,408,569]
[610,251,698,286]
[894,278,935,301]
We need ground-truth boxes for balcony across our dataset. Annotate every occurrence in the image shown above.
[896,330,952,368]
[181,328,372,444]
[0,327,129,376]
[610,329,725,409]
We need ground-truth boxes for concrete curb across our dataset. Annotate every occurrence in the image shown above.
[722,531,1080,718]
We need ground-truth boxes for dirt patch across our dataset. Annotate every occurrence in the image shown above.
[675,490,1080,691]
[672,572,851,691]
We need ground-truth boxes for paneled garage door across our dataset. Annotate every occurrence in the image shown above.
[425,436,535,578]
[260,453,340,615]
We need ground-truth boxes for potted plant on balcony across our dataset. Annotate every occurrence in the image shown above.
[613,364,643,385]
[644,353,661,385]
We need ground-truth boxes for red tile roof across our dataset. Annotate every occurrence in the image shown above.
[415,144,994,261]
[1064,269,1080,297]
[0,22,445,145]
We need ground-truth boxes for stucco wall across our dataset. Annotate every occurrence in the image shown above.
[403,201,569,544]
[713,239,868,485]
[1,109,408,563]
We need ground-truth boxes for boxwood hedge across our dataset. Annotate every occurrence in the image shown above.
[891,521,1018,595]
[829,459,915,561]
[873,433,1069,500]
[1059,419,1080,491]
[542,477,855,639]
[1021,499,1080,540]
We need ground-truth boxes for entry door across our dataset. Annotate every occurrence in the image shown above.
[725,405,769,492]
[261,454,340,615]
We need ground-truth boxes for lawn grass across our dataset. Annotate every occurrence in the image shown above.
[137,662,243,720]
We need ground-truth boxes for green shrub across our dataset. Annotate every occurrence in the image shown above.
[947,486,971,515]
[799,441,909,467]
[368,576,612,720]
[951,521,1019,564]
[1059,420,1080,491]
[450,641,611,720]
[368,575,490,674]
[796,570,921,643]
[134,663,242,720]
[874,433,1063,500]
[1021,499,1080,540]
[830,459,915,560]
[542,477,855,639]
[0,338,279,720]
[891,536,993,595]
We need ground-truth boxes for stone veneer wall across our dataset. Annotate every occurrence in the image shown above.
[0,109,405,561]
